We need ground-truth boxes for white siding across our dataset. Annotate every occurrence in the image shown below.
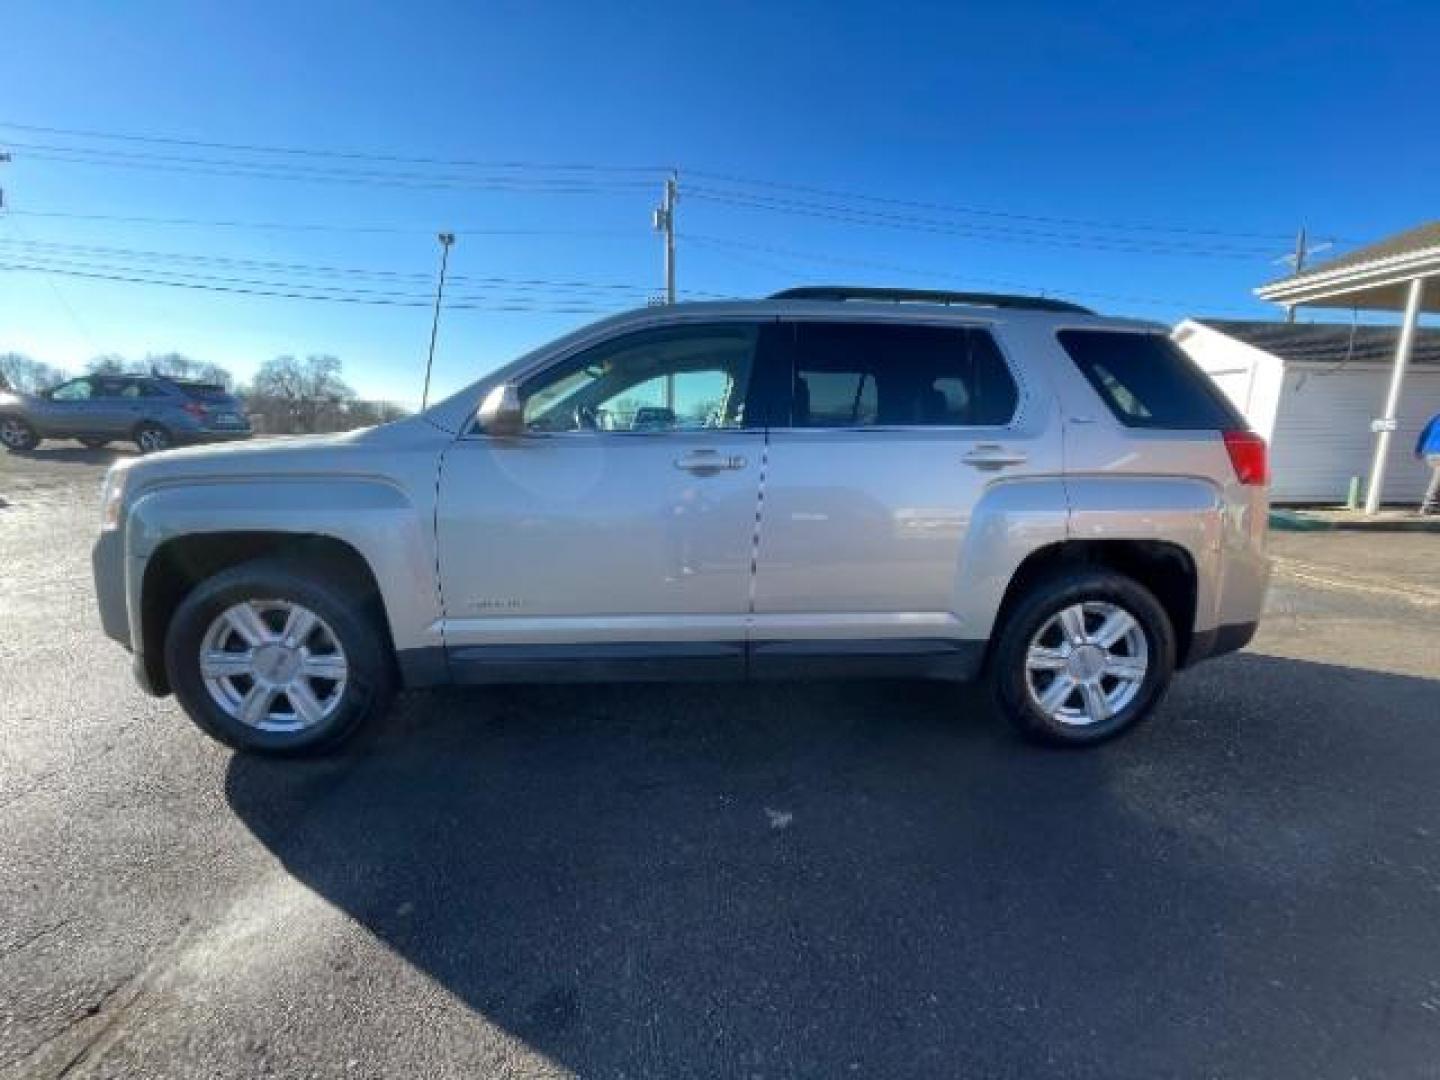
[1270,364,1440,504]
[1174,320,1440,504]
[1173,321,1286,439]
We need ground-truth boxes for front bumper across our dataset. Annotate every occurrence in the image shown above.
[92,530,130,649]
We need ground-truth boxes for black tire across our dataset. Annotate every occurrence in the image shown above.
[134,422,172,454]
[988,568,1176,746]
[0,416,39,452]
[163,558,396,755]
[79,437,111,450]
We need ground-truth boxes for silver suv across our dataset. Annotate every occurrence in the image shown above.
[0,374,251,454]
[91,288,1270,755]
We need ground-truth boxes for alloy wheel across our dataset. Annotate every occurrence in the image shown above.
[137,427,170,453]
[1,419,32,448]
[1024,601,1149,727]
[199,599,350,733]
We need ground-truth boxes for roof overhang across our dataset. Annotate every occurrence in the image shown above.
[1256,240,1440,311]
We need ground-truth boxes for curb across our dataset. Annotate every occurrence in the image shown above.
[1269,509,1440,534]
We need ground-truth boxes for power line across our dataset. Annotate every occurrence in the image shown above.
[3,207,635,238]
[6,143,655,195]
[685,168,1355,246]
[0,236,678,292]
[680,231,1260,316]
[0,120,670,174]
[0,259,635,312]
[686,187,1282,259]
[0,119,1352,247]
[0,249,733,310]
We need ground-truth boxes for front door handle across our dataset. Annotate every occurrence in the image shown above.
[962,444,1028,470]
[674,450,746,474]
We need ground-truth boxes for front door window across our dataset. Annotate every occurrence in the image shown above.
[520,324,758,433]
[50,378,95,402]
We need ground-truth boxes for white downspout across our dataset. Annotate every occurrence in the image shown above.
[1364,276,1427,514]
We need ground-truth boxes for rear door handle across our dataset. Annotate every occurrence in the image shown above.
[962,444,1028,470]
[674,450,746,474]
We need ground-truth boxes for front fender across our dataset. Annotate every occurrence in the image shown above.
[123,476,443,657]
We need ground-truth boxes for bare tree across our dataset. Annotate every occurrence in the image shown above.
[0,353,69,393]
[244,355,358,434]
[87,354,129,375]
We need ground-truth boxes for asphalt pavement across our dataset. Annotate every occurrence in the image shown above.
[2,444,1439,1079]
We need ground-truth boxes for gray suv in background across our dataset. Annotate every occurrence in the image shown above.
[91,287,1271,756]
[0,373,252,454]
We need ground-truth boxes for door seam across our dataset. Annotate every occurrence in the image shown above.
[746,428,770,620]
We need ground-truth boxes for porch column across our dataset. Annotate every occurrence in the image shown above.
[1364,276,1427,514]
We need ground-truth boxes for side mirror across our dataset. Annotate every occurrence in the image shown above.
[476,382,524,437]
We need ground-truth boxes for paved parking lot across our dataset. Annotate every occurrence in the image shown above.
[2,444,1439,1079]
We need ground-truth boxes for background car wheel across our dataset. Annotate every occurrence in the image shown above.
[989,568,1175,746]
[0,417,39,452]
[163,558,396,755]
[78,437,111,450]
[134,423,172,454]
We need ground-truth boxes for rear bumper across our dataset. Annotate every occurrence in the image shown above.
[1182,620,1259,668]
[174,428,252,445]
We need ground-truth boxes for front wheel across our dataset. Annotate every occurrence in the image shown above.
[989,569,1176,746]
[164,558,396,755]
[1,416,39,452]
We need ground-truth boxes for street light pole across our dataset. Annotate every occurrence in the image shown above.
[422,232,456,410]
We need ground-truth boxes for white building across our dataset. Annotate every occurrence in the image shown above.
[1174,318,1440,504]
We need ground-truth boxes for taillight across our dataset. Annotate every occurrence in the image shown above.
[181,401,207,420]
[1223,430,1269,486]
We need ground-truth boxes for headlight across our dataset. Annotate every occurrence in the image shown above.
[99,467,128,531]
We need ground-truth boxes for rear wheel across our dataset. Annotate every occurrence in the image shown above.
[164,558,396,755]
[134,422,171,454]
[0,417,39,452]
[79,437,111,450]
[989,569,1175,746]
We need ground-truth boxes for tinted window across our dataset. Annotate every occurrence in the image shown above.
[91,378,130,398]
[176,382,230,401]
[521,323,758,433]
[779,322,1018,428]
[1057,331,1244,430]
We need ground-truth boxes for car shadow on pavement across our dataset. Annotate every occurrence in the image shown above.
[225,653,1440,1078]
[6,445,132,467]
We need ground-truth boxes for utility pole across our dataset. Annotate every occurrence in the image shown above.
[421,232,455,410]
[1285,227,1307,323]
[654,170,677,304]
[1280,226,1331,323]
[653,171,678,407]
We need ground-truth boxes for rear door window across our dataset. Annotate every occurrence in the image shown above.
[767,322,1019,428]
[1057,330,1244,430]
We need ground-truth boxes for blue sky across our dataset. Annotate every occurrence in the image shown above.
[0,0,1435,402]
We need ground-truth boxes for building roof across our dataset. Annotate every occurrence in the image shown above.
[1302,221,1440,278]
[1192,318,1440,368]
[1256,221,1440,312]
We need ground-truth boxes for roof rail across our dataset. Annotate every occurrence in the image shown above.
[768,285,1094,315]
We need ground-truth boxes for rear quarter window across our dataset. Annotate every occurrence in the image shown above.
[1056,330,1244,430]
